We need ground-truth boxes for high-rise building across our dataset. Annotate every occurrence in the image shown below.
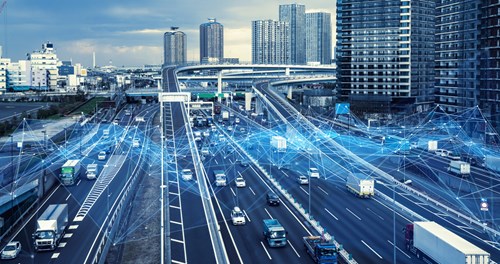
[279,4,306,65]
[200,18,224,64]
[305,12,332,65]
[479,1,500,131]
[0,57,10,92]
[336,0,436,114]
[252,20,290,64]
[6,60,31,91]
[164,27,187,66]
[28,42,59,90]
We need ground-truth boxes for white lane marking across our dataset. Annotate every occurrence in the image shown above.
[63,233,73,238]
[215,159,219,165]
[243,210,252,222]
[367,207,384,220]
[169,205,181,210]
[324,208,339,221]
[169,191,179,196]
[76,180,81,186]
[317,186,329,195]
[238,171,243,177]
[230,187,236,197]
[171,260,185,264]
[300,186,309,195]
[372,197,412,223]
[346,208,362,221]
[387,240,411,259]
[170,220,182,225]
[249,187,256,196]
[66,194,71,201]
[59,242,67,247]
[264,208,273,219]
[68,225,79,230]
[287,240,301,258]
[260,241,272,260]
[282,171,290,178]
[361,240,383,259]
[171,238,185,244]
[51,253,60,259]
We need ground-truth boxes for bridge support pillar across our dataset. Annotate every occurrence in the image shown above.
[287,86,293,100]
[217,71,222,103]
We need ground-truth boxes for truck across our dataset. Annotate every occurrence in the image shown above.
[270,136,287,152]
[484,155,500,173]
[33,204,68,251]
[213,170,227,186]
[448,160,470,177]
[86,163,99,180]
[405,221,490,264]
[103,129,110,138]
[417,139,438,152]
[346,173,374,198]
[60,159,81,185]
[303,236,338,263]
[222,110,229,121]
[263,219,287,247]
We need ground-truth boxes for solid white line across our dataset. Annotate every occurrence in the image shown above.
[214,159,219,165]
[249,186,256,196]
[65,194,71,201]
[238,171,243,177]
[300,186,309,195]
[324,208,339,221]
[367,207,384,220]
[76,179,81,186]
[260,241,272,260]
[264,208,273,219]
[287,240,301,258]
[387,240,411,259]
[230,187,236,197]
[346,208,362,221]
[243,210,252,222]
[317,186,329,195]
[361,240,383,259]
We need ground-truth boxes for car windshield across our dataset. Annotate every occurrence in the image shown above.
[4,245,16,251]
[232,211,244,218]
[34,231,54,239]
[320,248,336,256]
[270,231,286,238]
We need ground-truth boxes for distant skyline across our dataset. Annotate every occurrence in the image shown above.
[0,1,334,67]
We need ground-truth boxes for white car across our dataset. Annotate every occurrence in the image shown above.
[132,139,140,147]
[201,147,209,156]
[181,169,193,181]
[1,241,21,260]
[231,207,246,225]
[308,168,320,178]
[98,151,106,160]
[235,117,240,124]
[235,177,246,187]
[298,175,309,185]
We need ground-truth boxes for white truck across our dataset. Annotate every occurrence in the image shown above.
[405,221,490,264]
[222,110,229,121]
[448,160,470,177]
[418,139,438,152]
[86,164,99,180]
[484,155,500,173]
[213,170,227,186]
[33,204,68,251]
[271,136,287,152]
[346,173,374,198]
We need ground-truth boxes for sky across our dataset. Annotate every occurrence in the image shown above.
[0,0,335,67]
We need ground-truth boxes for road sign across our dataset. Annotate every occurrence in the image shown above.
[480,198,489,211]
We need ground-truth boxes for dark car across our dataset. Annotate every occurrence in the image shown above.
[266,192,280,206]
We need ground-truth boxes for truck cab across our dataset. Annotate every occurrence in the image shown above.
[303,236,338,263]
[263,219,287,247]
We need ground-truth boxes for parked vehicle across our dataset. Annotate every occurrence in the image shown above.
[448,161,470,177]
[303,236,338,263]
[235,177,246,187]
[404,221,490,264]
[231,207,246,225]
[60,160,81,186]
[266,192,280,206]
[33,204,68,251]
[213,170,227,186]
[1,241,21,259]
[308,168,320,178]
[263,219,287,247]
[346,173,374,198]
[298,175,309,185]
[86,164,99,180]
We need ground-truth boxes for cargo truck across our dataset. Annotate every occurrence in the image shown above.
[346,173,374,198]
[448,160,470,177]
[60,159,81,185]
[86,164,99,180]
[33,204,68,251]
[270,136,287,152]
[418,139,438,152]
[303,236,338,263]
[213,170,227,186]
[263,219,287,247]
[405,221,490,264]
[484,155,500,173]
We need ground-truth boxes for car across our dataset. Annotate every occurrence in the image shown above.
[307,168,320,178]
[203,131,210,137]
[434,149,449,157]
[298,175,309,185]
[231,206,246,225]
[97,151,106,160]
[266,192,280,205]
[132,139,140,147]
[447,151,461,160]
[201,147,209,156]
[235,177,246,187]
[235,117,240,124]
[1,241,21,260]
[181,169,193,181]
[194,137,202,142]
[227,126,233,131]
[239,127,246,133]
[240,160,250,167]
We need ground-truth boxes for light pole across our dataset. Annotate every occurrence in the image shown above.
[41,130,46,150]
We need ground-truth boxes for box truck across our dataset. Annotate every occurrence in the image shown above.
[346,173,374,198]
[33,204,68,251]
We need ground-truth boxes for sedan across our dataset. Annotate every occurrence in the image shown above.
[1,241,21,259]
[298,175,309,185]
[235,177,246,187]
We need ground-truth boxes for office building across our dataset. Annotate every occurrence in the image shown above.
[200,18,224,64]
[336,0,436,114]
[279,3,306,65]
[164,27,187,66]
[306,12,332,65]
[28,42,59,90]
[6,60,31,91]
[252,20,290,64]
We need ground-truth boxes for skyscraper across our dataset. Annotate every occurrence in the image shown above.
[305,12,332,65]
[163,27,187,66]
[200,18,224,64]
[336,0,435,114]
[279,4,306,65]
[252,20,290,64]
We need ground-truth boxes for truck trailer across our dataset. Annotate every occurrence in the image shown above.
[33,204,68,251]
[270,136,287,152]
[213,170,227,186]
[346,173,374,198]
[60,159,81,185]
[303,236,338,263]
[263,219,287,247]
[448,161,470,177]
[405,221,490,264]
[86,164,99,180]
[484,155,500,173]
